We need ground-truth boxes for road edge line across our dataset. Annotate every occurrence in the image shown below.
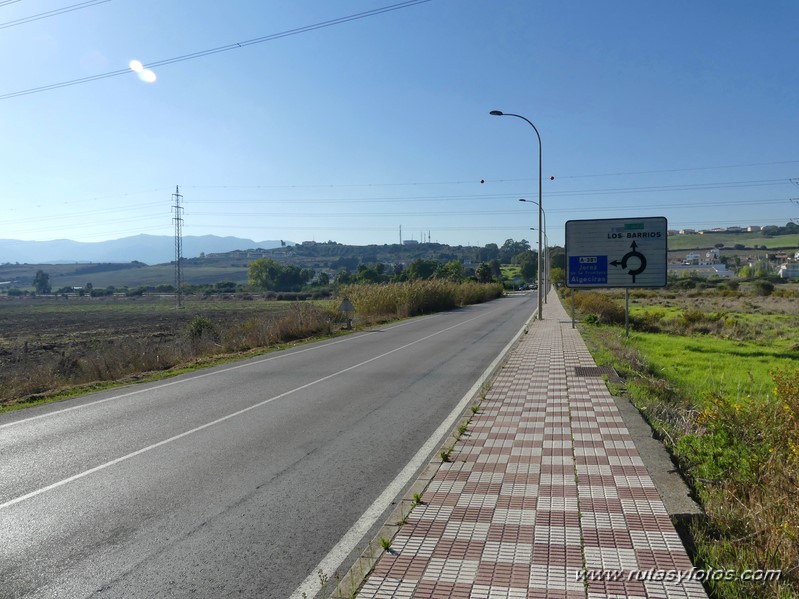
[288,309,537,599]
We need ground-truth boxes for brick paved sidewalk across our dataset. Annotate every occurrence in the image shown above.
[356,294,707,598]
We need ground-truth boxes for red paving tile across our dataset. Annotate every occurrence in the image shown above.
[356,293,706,598]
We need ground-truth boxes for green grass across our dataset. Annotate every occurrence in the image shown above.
[666,232,799,251]
[629,331,797,402]
[500,265,522,281]
[570,287,799,598]
[0,262,251,289]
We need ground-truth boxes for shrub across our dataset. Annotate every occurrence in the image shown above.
[683,369,799,597]
[752,279,775,297]
[187,315,218,341]
[719,280,739,291]
[572,291,625,325]
[672,278,696,290]
[631,311,665,333]
[680,309,705,325]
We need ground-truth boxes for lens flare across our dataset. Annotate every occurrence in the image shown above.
[138,70,157,83]
[129,59,156,83]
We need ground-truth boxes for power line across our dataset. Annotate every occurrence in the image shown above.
[181,163,799,191]
[553,160,799,179]
[547,178,791,197]
[9,168,792,212]
[4,194,793,231]
[184,198,793,219]
[180,178,795,203]
[0,0,111,31]
[183,179,794,204]
[0,0,432,100]
[0,0,24,7]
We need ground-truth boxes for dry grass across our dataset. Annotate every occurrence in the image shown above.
[1,282,502,409]
[340,280,503,322]
[0,300,337,409]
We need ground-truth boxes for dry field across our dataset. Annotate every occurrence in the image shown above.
[0,294,334,408]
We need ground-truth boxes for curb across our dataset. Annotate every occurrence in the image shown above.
[328,308,538,599]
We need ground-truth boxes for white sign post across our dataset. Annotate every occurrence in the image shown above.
[565,217,668,334]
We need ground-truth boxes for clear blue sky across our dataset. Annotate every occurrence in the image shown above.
[2,0,797,249]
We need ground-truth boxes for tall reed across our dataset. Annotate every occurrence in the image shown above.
[340,280,503,320]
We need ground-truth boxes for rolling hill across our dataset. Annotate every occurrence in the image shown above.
[0,235,287,265]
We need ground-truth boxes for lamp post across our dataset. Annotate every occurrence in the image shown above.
[520,199,548,303]
[490,110,543,319]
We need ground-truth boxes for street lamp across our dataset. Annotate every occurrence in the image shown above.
[520,199,548,303]
[490,110,543,319]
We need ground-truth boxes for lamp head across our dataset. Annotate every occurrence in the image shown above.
[489,110,504,116]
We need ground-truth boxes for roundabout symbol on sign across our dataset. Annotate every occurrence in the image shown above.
[610,241,647,283]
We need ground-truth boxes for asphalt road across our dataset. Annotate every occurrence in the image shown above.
[0,293,535,599]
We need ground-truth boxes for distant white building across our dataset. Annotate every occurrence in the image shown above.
[684,252,701,265]
[748,225,762,232]
[778,263,799,279]
[679,229,696,235]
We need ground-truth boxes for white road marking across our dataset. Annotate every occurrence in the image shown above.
[0,316,425,430]
[0,308,505,511]
[288,315,531,599]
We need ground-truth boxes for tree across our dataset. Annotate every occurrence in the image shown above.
[499,239,531,263]
[476,263,494,283]
[33,270,51,294]
[549,247,566,270]
[406,259,439,280]
[517,251,537,282]
[436,260,465,282]
[355,264,383,283]
[753,259,772,279]
[248,258,312,291]
[334,268,352,285]
[249,258,281,290]
[214,281,237,293]
[476,243,499,262]
[488,259,502,281]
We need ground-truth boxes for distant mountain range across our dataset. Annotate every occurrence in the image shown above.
[0,235,289,265]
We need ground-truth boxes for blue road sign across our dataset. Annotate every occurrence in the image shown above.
[568,256,608,285]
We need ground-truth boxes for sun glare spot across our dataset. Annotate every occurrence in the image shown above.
[129,59,157,83]
[138,70,157,83]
